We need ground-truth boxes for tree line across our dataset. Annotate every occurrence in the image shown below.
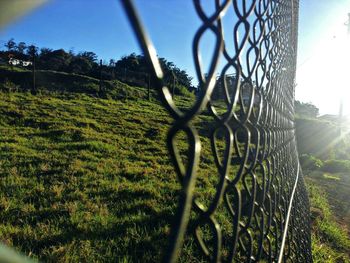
[0,38,195,91]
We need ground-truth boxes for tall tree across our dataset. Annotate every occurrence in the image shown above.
[114,53,193,89]
[38,49,72,72]
[79,51,97,63]
[69,56,93,75]
[16,42,27,54]
[27,44,38,57]
[5,38,16,51]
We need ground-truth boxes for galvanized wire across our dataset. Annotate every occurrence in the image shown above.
[121,0,312,262]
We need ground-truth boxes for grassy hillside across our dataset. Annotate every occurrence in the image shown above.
[0,91,173,262]
[0,81,228,262]
[1,68,349,262]
[0,65,152,100]
[296,118,350,262]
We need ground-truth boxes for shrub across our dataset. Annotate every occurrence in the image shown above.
[174,84,195,98]
[80,82,99,94]
[321,159,350,173]
[0,79,19,92]
[299,154,323,171]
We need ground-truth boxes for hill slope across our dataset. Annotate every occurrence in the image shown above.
[0,83,222,262]
[0,69,349,262]
[0,65,151,100]
[0,90,179,262]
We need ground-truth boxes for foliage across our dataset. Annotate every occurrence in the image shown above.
[27,44,38,58]
[295,100,319,119]
[114,53,194,90]
[69,55,94,75]
[4,38,16,51]
[38,49,71,71]
[16,42,27,54]
[0,79,19,93]
[0,40,194,92]
[299,154,323,171]
[207,74,238,100]
[174,84,195,98]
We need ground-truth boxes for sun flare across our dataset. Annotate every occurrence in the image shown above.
[297,24,350,116]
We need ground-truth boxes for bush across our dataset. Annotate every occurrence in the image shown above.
[0,79,19,92]
[299,154,323,171]
[174,84,195,98]
[80,82,99,94]
[321,159,350,173]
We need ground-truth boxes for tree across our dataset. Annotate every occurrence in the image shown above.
[1,40,194,91]
[39,47,53,56]
[295,100,319,119]
[115,53,142,72]
[16,42,27,54]
[69,56,93,75]
[5,38,16,51]
[159,57,193,88]
[114,53,193,90]
[27,44,38,58]
[79,51,97,63]
[38,49,72,71]
[109,59,115,67]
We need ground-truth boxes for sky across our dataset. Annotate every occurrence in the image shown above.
[1,0,350,115]
[297,0,350,115]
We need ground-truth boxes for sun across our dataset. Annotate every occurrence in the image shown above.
[331,34,350,115]
[296,25,350,116]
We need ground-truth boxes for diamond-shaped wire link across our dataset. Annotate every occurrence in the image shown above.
[121,0,312,262]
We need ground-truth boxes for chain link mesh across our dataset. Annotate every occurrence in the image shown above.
[121,0,312,262]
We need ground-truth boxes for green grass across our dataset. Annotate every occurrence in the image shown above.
[0,91,175,262]
[322,173,340,181]
[3,68,347,262]
[306,174,350,262]
[0,81,281,262]
[0,88,233,262]
[0,65,29,72]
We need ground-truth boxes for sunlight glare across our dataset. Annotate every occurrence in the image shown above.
[296,17,350,116]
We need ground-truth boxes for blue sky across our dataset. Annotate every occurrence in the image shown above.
[1,0,350,115]
[0,0,198,71]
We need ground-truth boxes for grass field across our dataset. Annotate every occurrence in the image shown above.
[0,87,231,262]
[1,69,350,262]
[0,90,178,262]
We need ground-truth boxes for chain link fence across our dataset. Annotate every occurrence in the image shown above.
[122,0,312,262]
